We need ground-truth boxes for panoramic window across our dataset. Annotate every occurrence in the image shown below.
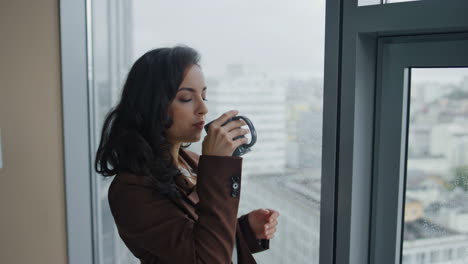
[88,0,325,263]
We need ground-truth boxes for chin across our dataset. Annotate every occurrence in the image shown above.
[190,135,202,142]
[182,134,201,143]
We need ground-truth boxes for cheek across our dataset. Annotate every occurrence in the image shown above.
[169,106,181,121]
[168,103,185,122]
[169,106,189,127]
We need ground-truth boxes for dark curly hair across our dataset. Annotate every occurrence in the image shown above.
[95,46,200,199]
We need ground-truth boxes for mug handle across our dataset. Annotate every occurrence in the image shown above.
[204,115,257,148]
[231,116,257,148]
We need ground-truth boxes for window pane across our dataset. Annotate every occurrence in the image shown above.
[403,68,468,264]
[89,0,325,263]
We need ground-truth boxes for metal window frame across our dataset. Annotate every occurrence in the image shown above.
[373,33,468,264]
[321,0,468,263]
[59,0,95,263]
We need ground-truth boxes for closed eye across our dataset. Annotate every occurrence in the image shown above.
[179,98,208,102]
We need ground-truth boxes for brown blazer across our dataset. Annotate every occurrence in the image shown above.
[108,148,269,264]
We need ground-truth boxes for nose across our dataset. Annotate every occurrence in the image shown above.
[198,98,208,117]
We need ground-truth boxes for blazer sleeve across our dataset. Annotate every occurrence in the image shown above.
[238,214,270,254]
[108,155,242,264]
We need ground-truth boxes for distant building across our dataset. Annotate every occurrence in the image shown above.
[405,199,424,222]
[431,123,468,171]
[405,169,446,207]
[285,78,323,169]
[203,65,287,178]
[425,192,468,233]
[402,218,468,264]
[408,156,450,181]
[239,173,321,264]
[407,125,431,158]
[403,166,468,264]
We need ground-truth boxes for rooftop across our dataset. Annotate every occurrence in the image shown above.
[404,218,458,241]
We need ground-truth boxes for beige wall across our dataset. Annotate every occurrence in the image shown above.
[0,1,67,263]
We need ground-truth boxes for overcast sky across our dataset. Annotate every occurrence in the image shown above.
[132,0,326,78]
[412,68,468,86]
[131,1,467,84]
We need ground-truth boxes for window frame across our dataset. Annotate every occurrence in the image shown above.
[373,34,468,264]
[321,0,468,263]
[59,0,95,263]
[60,0,468,263]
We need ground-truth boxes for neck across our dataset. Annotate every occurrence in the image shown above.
[170,143,182,167]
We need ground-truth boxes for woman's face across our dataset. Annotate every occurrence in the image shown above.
[167,64,208,144]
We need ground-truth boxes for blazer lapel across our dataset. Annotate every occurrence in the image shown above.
[177,148,200,206]
[171,148,201,221]
[178,148,199,172]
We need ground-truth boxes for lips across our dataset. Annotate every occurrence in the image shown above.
[193,121,205,126]
[193,121,205,130]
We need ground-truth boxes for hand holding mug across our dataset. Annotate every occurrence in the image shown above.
[201,110,250,157]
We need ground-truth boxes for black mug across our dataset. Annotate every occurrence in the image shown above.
[204,115,257,156]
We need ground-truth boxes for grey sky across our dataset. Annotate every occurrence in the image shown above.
[132,0,326,78]
[131,1,467,84]
[412,68,468,86]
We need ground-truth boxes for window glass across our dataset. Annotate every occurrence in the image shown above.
[89,0,325,263]
[402,68,468,264]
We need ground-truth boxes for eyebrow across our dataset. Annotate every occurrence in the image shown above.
[178,87,207,93]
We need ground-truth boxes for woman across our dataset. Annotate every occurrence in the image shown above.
[95,46,279,264]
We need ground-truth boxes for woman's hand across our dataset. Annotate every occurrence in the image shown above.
[202,110,250,157]
[247,208,280,240]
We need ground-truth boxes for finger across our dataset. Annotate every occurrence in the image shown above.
[211,110,239,128]
[268,215,278,223]
[267,209,279,216]
[267,209,280,220]
[267,227,277,236]
[223,119,247,132]
[267,219,278,228]
[265,227,277,239]
[227,128,250,140]
[233,136,249,148]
